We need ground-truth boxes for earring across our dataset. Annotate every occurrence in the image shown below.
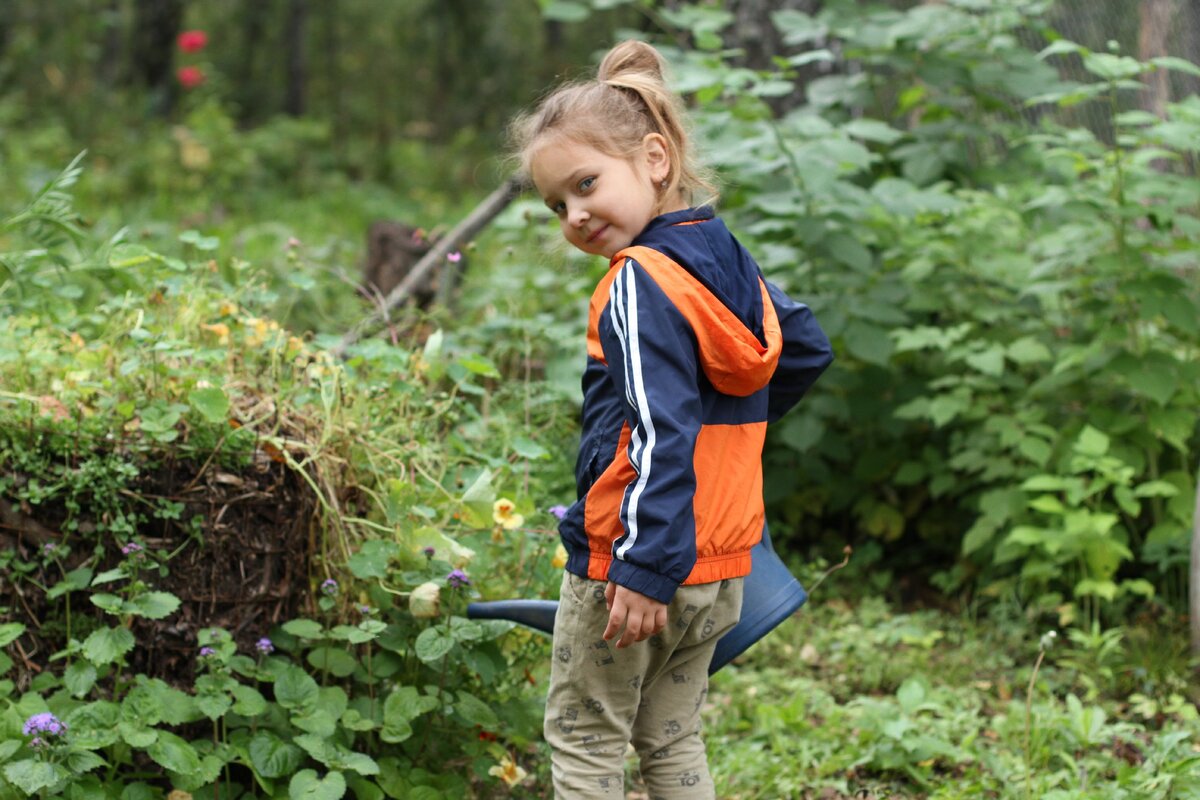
[660,179,668,189]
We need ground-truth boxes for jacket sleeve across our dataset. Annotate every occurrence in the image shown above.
[598,258,701,604]
[765,281,834,424]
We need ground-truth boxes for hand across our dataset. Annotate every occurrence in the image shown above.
[602,582,668,649]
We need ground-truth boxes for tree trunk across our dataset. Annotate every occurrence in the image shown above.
[1191,466,1200,658]
[235,0,274,124]
[1138,0,1174,118]
[726,0,823,116]
[131,0,185,114]
[284,0,309,116]
[96,0,125,87]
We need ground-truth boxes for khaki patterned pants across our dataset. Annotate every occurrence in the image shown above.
[543,572,744,799]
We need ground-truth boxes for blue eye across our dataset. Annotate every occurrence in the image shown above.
[578,176,595,192]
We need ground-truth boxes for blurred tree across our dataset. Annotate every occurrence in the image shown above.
[131,0,185,114]
[234,0,274,122]
[1138,0,1173,117]
[285,0,309,116]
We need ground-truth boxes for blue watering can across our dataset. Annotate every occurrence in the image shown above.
[467,525,806,675]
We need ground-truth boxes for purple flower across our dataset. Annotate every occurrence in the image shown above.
[422,546,436,558]
[22,713,65,737]
[255,637,274,655]
[121,542,143,555]
[447,250,462,263]
[199,646,216,657]
[548,504,569,521]
[447,569,471,589]
[43,543,57,555]
[320,578,338,597]
[30,737,46,750]
[359,605,373,616]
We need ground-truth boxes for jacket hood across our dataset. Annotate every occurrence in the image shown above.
[613,208,781,397]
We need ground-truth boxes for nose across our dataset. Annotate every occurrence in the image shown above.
[566,203,589,229]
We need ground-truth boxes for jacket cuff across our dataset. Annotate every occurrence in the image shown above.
[607,559,680,605]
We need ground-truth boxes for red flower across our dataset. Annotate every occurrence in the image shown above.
[177,66,206,89]
[177,30,208,53]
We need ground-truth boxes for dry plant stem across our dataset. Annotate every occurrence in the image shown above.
[1025,647,1047,800]
[807,546,853,594]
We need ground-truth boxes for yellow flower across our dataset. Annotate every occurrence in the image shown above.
[201,322,230,345]
[244,317,270,348]
[551,544,568,569]
[492,498,524,530]
[488,754,527,788]
[218,301,238,316]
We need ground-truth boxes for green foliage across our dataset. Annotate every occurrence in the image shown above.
[642,0,1200,623]
[2,1,1199,797]
[705,598,1200,798]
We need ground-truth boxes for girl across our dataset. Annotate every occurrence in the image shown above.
[512,40,832,798]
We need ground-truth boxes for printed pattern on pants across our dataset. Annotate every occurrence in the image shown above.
[543,572,743,799]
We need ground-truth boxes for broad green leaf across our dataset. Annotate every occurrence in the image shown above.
[82,626,135,666]
[452,690,499,729]
[67,750,106,773]
[1074,426,1110,457]
[1150,56,1200,78]
[347,540,397,580]
[307,647,359,677]
[231,684,268,716]
[47,566,93,599]
[282,619,326,639]
[0,623,25,647]
[64,660,98,698]
[127,591,181,620]
[338,751,380,777]
[540,1,589,23]
[90,568,127,585]
[147,730,202,776]
[896,677,926,713]
[964,345,1005,377]
[249,732,305,778]
[89,593,125,614]
[382,686,438,742]
[196,691,232,721]
[1133,480,1179,498]
[3,759,70,793]
[188,386,230,424]
[274,664,320,710]
[843,320,893,366]
[289,769,347,800]
[415,627,454,663]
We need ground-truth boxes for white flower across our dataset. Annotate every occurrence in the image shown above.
[409,582,441,618]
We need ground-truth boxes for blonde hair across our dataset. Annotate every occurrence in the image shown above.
[511,40,717,208]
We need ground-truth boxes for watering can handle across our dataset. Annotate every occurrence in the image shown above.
[466,523,805,674]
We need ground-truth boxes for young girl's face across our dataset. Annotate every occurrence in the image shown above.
[530,135,677,260]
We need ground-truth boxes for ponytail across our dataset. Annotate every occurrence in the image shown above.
[510,40,716,208]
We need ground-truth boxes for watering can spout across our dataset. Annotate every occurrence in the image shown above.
[467,525,806,675]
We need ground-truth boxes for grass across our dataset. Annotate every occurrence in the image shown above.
[702,595,1200,799]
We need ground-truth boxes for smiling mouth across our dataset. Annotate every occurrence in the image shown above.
[586,225,608,243]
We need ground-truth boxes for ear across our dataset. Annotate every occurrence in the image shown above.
[641,133,671,185]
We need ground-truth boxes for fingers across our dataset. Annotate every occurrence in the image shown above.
[601,585,670,648]
[602,591,625,642]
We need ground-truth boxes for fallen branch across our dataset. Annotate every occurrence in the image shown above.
[333,175,527,357]
[0,496,58,550]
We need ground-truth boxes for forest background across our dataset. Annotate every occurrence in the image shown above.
[1,0,1200,798]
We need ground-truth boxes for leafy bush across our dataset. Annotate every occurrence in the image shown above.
[0,162,576,797]
[653,0,1200,623]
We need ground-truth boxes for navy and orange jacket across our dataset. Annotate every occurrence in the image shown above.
[557,206,833,604]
